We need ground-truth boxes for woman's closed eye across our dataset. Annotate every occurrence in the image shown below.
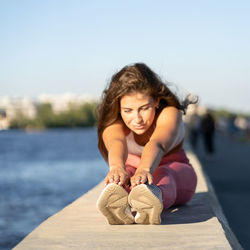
[140,106,150,111]
[123,109,132,113]
[123,106,150,113]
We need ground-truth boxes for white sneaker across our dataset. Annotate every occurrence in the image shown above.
[128,184,163,225]
[96,183,134,225]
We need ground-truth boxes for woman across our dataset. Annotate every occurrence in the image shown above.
[96,63,197,225]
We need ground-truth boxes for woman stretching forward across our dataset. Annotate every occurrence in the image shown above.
[96,63,197,225]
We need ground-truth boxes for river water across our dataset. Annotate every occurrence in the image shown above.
[0,128,107,250]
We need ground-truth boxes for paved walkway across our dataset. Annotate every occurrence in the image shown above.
[13,150,242,250]
[196,132,250,249]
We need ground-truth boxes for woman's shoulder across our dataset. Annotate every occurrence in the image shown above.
[156,106,182,124]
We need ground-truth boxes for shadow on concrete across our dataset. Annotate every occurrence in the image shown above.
[161,192,214,225]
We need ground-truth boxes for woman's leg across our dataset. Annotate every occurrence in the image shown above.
[152,166,177,209]
[169,162,197,205]
[125,153,197,210]
[153,162,197,209]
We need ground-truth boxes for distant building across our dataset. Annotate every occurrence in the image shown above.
[0,96,37,121]
[0,93,97,129]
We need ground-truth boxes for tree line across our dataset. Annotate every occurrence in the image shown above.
[10,102,98,129]
[9,103,250,130]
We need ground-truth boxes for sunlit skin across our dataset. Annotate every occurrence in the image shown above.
[102,92,182,188]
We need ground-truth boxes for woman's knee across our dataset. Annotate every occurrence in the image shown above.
[152,166,172,184]
[168,162,197,192]
[159,162,197,207]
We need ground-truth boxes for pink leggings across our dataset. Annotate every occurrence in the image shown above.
[125,150,197,209]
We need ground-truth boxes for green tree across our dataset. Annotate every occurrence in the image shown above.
[36,103,55,127]
[9,101,98,129]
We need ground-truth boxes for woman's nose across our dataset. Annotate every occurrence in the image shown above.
[134,111,142,123]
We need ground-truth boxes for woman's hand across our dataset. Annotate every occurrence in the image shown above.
[130,169,153,187]
[104,167,130,186]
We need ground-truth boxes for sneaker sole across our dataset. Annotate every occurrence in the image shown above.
[96,183,134,225]
[128,184,163,225]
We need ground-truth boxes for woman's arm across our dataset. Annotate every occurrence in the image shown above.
[131,106,183,187]
[102,121,129,186]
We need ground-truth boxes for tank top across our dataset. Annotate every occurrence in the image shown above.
[125,121,185,156]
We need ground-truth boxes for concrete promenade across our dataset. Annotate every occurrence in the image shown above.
[14,150,242,250]
[196,132,250,249]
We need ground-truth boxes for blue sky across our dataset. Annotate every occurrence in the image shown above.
[1,0,250,112]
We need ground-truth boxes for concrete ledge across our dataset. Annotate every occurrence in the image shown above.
[14,151,242,250]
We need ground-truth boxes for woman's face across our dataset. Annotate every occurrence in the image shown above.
[120,92,159,135]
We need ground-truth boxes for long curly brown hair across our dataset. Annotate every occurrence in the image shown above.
[97,63,196,160]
